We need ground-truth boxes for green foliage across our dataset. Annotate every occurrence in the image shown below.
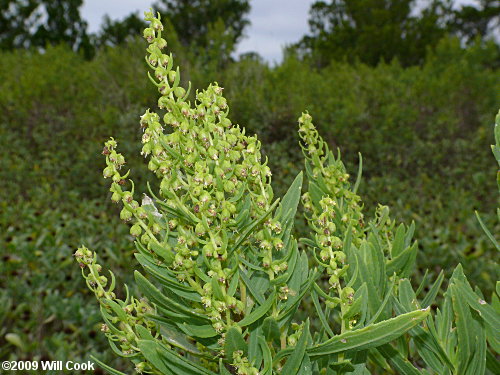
[297,0,500,67]
[97,13,147,48]
[0,198,133,369]
[297,0,450,66]
[220,36,500,293]
[0,0,92,57]
[74,10,499,375]
[1,4,498,371]
[452,0,500,42]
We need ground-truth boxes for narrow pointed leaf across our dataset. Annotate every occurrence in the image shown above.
[307,308,430,358]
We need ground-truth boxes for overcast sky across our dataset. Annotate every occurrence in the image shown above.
[81,0,316,63]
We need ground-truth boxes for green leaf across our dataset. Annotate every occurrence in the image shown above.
[149,242,175,265]
[227,270,240,297]
[281,319,310,375]
[248,327,263,370]
[239,268,265,305]
[238,291,276,327]
[275,172,303,244]
[311,288,334,337]
[351,284,370,328]
[230,199,280,254]
[307,308,430,358]
[137,340,172,374]
[386,242,417,278]
[354,248,382,316]
[455,281,500,329]
[486,349,500,374]
[219,359,232,375]
[138,339,216,375]
[377,345,422,375]
[224,327,248,360]
[262,316,281,342]
[135,324,155,340]
[464,312,486,375]
[475,211,500,251]
[365,278,395,325]
[421,271,444,308]
[178,323,218,339]
[451,283,474,374]
[278,270,318,323]
[90,355,128,375]
[398,278,418,312]
[454,280,500,352]
[104,299,128,322]
[135,254,201,302]
[393,299,454,371]
[211,276,225,300]
[260,336,273,375]
[391,224,406,257]
[135,271,208,320]
[353,153,362,194]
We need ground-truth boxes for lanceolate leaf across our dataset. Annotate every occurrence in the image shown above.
[386,242,417,277]
[275,172,303,243]
[90,355,128,375]
[421,270,444,308]
[135,271,209,320]
[307,308,430,358]
[450,283,474,374]
[475,211,500,251]
[230,199,280,255]
[224,327,248,360]
[377,344,422,375]
[138,339,217,375]
[281,319,310,374]
[391,224,406,258]
[238,291,276,327]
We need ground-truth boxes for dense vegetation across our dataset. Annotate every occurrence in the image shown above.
[0,0,498,372]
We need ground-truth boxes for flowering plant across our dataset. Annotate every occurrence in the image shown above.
[76,10,499,375]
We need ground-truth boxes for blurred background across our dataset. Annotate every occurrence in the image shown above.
[0,0,499,372]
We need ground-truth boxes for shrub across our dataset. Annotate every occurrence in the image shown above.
[76,10,499,375]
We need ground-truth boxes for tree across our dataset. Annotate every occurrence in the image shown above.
[297,0,450,67]
[452,0,500,42]
[153,0,250,50]
[97,13,146,47]
[0,0,91,56]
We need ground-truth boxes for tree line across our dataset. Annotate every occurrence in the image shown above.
[0,0,498,65]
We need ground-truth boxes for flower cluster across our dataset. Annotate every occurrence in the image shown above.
[232,351,259,375]
[100,9,289,338]
[74,246,156,373]
[298,112,362,323]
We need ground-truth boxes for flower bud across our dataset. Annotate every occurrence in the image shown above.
[195,222,206,236]
[223,180,235,193]
[325,297,341,309]
[156,37,167,49]
[329,274,339,287]
[111,192,121,203]
[120,208,133,222]
[122,191,134,203]
[103,166,115,178]
[151,223,161,234]
[140,233,151,245]
[158,54,169,66]
[130,224,142,237]
[174,87,186,98]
